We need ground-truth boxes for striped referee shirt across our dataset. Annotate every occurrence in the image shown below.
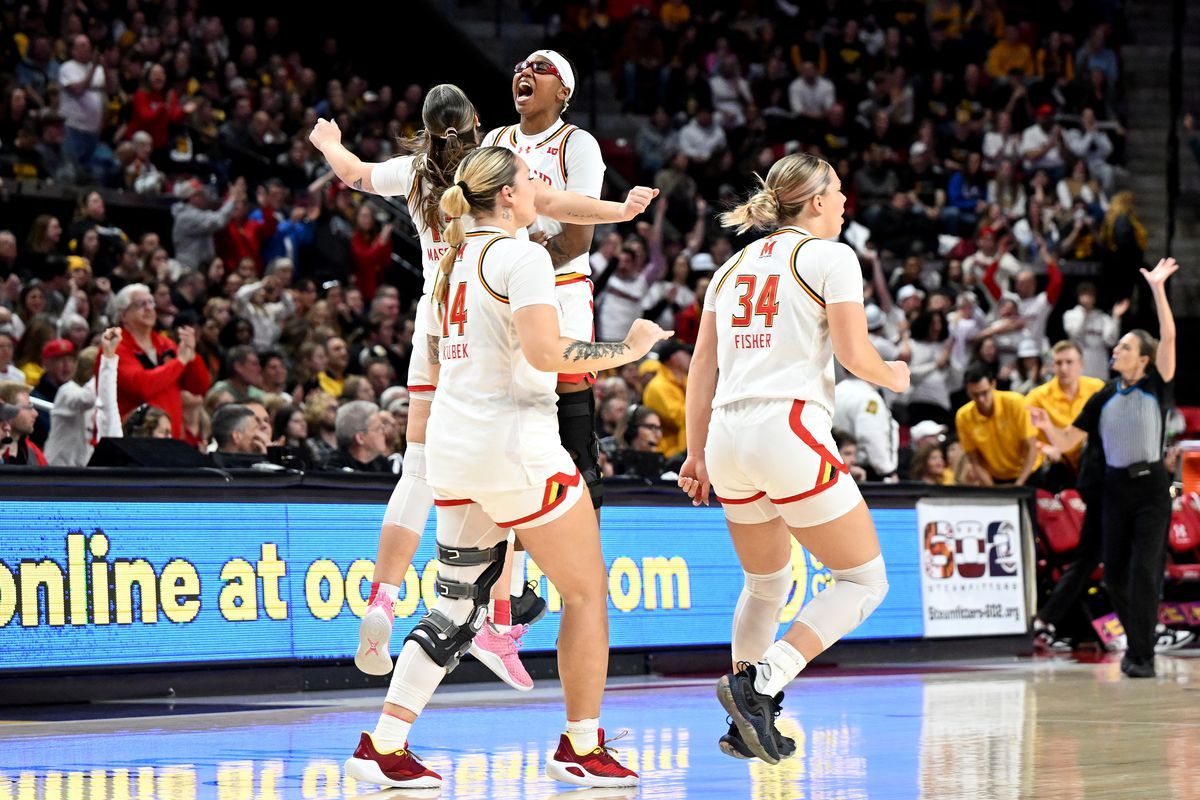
[1072,369,1172,469]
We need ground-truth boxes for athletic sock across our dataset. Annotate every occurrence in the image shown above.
[372,712,413,752]
[368,582,400,607]
[489,599,512,632]
[509,551,527,597]
[753,640,807,697]
[565,717,600,755]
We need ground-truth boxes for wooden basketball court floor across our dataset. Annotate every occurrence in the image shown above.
[1,653,1198,800]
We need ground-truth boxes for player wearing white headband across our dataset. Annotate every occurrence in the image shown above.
[475,48,611,690]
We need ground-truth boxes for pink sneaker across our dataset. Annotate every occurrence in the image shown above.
[355,596,395,676]
[469,623,534,691]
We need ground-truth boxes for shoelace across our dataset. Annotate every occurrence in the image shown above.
[509,624,528,651]
[591,729,630,759]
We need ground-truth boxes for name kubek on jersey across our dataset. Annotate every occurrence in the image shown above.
[425,227,566,492]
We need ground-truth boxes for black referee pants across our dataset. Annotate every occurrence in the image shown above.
[1102,465,1171,663]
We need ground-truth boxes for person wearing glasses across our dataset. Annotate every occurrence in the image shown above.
[0,380,45,465]
[479,48,615,681]
[310,83,655,683]
[112,283,211,440]
[677,154,910,763]
[607,404,668,479]
[343,147,665,790]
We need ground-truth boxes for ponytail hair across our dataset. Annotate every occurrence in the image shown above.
[431,146,520,315]
[720,153,834,235]
[395,84,480,235]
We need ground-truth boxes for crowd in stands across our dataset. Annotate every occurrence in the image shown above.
[0,1,1190,487]
[566,0,1188,486]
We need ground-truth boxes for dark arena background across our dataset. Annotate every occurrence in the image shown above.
[1,0,1199,798]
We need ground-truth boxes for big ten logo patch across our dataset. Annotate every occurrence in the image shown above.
[923,520,1018,580]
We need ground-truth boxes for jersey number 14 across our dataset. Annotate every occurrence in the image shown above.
[443,282,468,336]
[731,274,780,327]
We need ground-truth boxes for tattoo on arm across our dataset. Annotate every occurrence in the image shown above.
[545,236,571,268]
[427,334,440,364]
[562,340,628,362]
[353,177,363,190]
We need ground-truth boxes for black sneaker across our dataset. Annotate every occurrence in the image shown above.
[716,662,782,764]
[511,580,547,626]
[718,697,797,761]
[1120,655,1156,678]
[1032,619,1073,653]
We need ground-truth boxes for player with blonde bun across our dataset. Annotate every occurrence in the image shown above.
[678,153,910,764]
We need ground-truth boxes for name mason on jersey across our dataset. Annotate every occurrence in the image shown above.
[733,333,773,349]
[426,243,452,264]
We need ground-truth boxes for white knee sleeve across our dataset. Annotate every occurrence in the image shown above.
[731,563,793,664]
[795,554,888,650]
[384,502,503,716]
[382,444,434,532]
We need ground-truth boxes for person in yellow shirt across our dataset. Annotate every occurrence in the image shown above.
[986,25,1035,80]
[1025,340,1106,487]
[660,0,691,30]
[642,340,689,459]
[956,363,1042,485]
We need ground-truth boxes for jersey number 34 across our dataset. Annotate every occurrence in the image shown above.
[731,274,780,328]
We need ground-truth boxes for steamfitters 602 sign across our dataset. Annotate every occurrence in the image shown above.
[917,499,1027,637]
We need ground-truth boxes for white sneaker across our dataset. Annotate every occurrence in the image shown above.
[356,600,395,675]
[1155,625,1197,653]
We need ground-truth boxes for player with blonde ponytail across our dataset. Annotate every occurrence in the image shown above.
[679,153,910,764]
[310,87,656,681]
[342,144,665,789]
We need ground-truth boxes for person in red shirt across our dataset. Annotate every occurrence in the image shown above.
[215,186,278,275]
[350,204,394,302]
[125,63,195,153]
[113,283,211,439]
[673,274,709,345]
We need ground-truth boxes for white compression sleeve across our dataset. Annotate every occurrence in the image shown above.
[731,563,793,665]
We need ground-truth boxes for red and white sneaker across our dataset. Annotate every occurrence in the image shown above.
[356,597,395,676]
[344,732,442,789]
[468,623,534,692]
[545,729,640,788]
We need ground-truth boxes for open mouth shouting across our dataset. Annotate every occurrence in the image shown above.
[515,75,536,107]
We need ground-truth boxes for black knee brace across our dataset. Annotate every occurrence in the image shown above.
[558,389,604,508]
[404,539,508,671]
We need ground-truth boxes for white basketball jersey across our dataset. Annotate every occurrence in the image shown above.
[371,154,456,296]
[704,227,865,414]
[425,227,566,492]
[482,119,605,276]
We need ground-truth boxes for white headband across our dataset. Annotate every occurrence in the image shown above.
[529,49,575,101]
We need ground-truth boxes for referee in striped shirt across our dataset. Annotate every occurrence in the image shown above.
[1032,257,1179,678]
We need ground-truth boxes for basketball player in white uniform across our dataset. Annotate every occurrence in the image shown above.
[343,146,667,789]
[677,154,910,764]
[476,48,611,683]
[309,85,655,679]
